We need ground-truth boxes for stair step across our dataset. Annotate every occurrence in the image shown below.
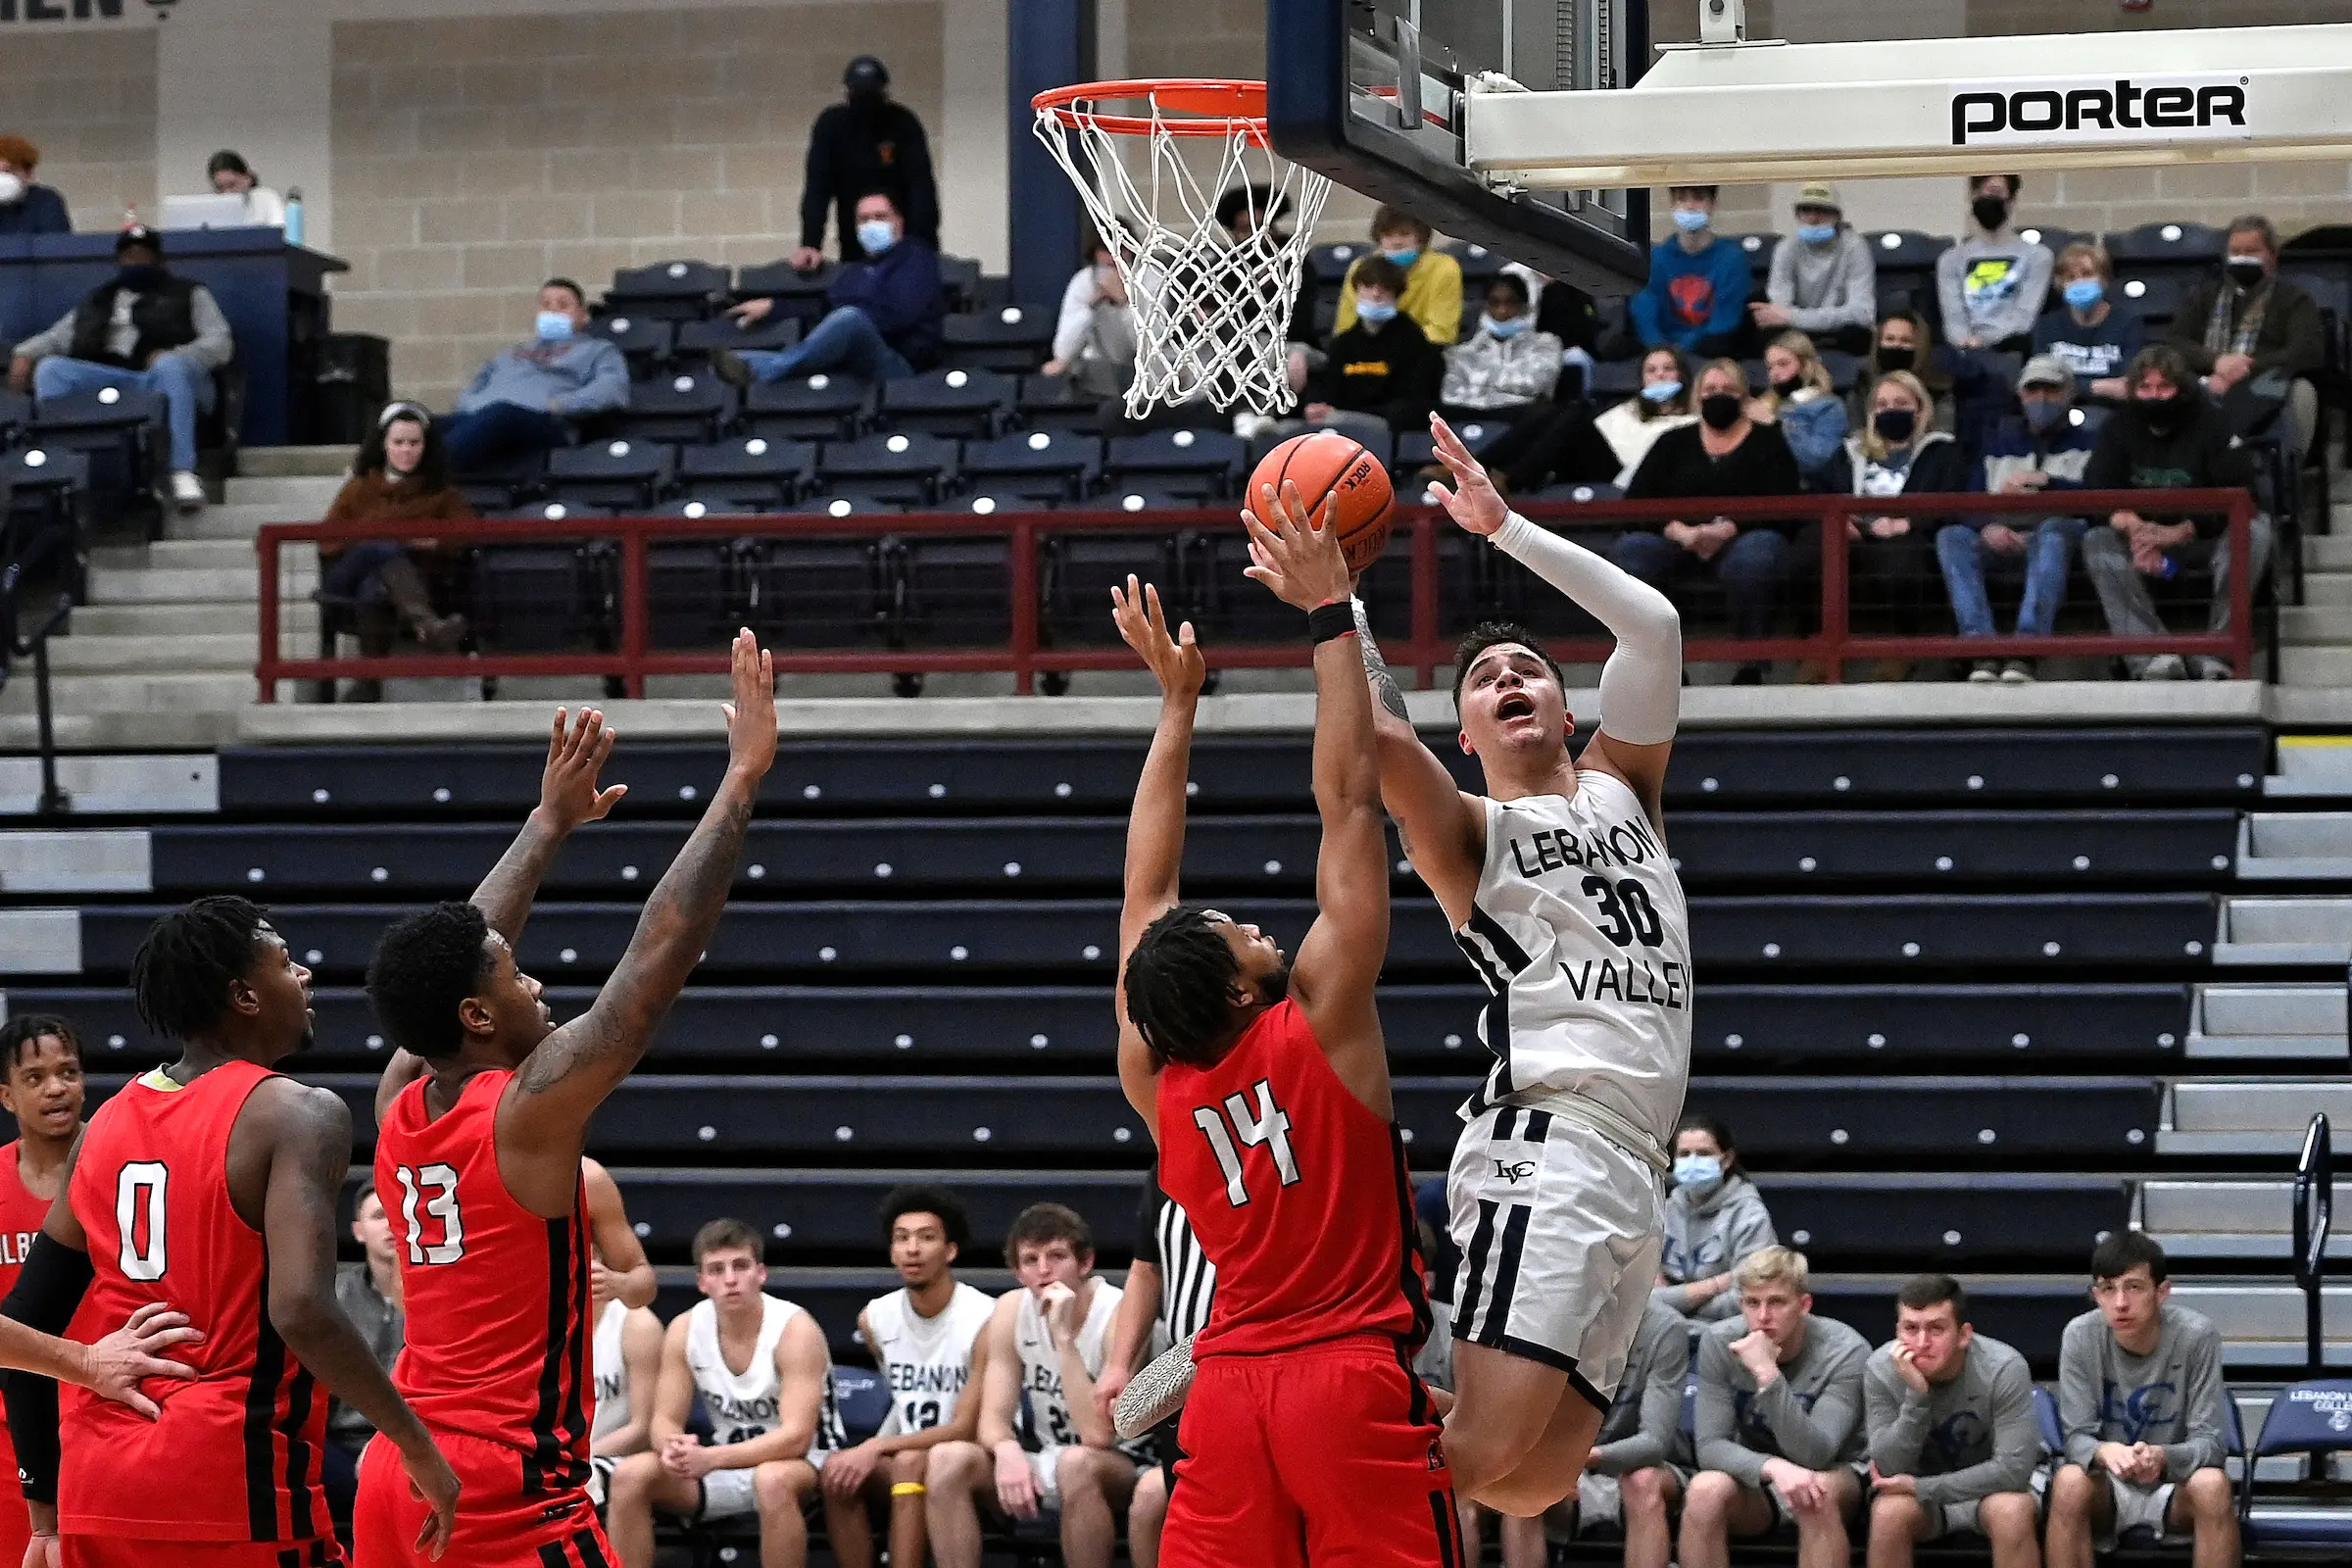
[92,539,314,571]
[236,447,355,479]
[0,671,254,715]
[39,634,253,672]
[68,603,316,638]
[2306,535,2352,570]
[82,564,316,604]
[169,502,311,541]
[2280,606,2352,643]
[0,710,239,750]
[2278,646,2352,686]
[2301,572,2352,608]
[220,475,343,511]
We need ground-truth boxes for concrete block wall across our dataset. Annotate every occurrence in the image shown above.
[0,29,158,236]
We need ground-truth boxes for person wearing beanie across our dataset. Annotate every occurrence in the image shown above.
[1753,182,1877,358]
[793,55,939,268]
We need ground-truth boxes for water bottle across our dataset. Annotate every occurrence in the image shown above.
[2157,554,2180,580]
[284,187,305,247]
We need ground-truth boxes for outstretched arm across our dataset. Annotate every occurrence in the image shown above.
[1110,577,1205,1135]
[499,631,778,1202]
[473,706,629,944]
[1428,414,1681,824]
[1351,599,1487,927]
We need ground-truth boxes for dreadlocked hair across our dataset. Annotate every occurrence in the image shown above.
[1122,904,1245,1069]
[0,1013,81,1071]
[129,895,272,1041]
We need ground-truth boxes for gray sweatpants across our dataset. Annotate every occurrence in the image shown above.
[2081,513,2274,675]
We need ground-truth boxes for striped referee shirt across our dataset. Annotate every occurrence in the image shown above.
[1136,1167,1215,1342]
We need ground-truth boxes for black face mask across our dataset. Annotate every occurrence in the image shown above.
[1972,194,2011,231]
[2226,257,2269,289]
[2137,393,2184,429]
[1698,393,1743,431]
[1877,346,1916,373]
[115,263,166,293]
[1873,409,1917,444]
[1771,373,1804,398]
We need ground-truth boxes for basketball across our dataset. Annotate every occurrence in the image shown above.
[1248,430,1396,573]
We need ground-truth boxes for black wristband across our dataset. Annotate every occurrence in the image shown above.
[1307,602,1356,644]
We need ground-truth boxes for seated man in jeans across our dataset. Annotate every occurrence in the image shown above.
[714,189,943,387]
[6,224,232,513]
[1936,354,2096,683]
[438,277,630,472]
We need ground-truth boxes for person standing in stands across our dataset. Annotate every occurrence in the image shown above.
[0,1015,88,1568]
[1753,183,1877,358]
[7,224,234,514]
[1936,176,2051,354]
[1657,1112,1778,1323]
[793,56,939,268]
[1632,185,1751,360]
[437,278,629,473]
[0,137,70,236]
[715,190,943,387]
[1331,206,1465,345]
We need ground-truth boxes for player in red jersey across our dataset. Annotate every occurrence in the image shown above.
[0,900,461,1568]
[0,1014,88,1565]
[1108,487,1457,1568]
[355,630,778,1568]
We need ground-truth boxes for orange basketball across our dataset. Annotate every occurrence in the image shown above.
[1247,429,1396,573]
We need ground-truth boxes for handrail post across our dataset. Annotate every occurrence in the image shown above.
[256,524,281,704]
[619,524,648,700]
[1411,508,1439,689]
[1010,520,1038,697]
[1822,497,1850,682]
[2294,1112,2332,1372]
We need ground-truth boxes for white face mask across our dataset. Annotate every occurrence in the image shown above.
[0,172,24,205]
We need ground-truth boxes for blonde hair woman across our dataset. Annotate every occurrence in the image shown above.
[1821,368,1970,675]
[1746,330,1846,483]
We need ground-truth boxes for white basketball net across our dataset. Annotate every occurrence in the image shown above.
[1034,88,1332,417]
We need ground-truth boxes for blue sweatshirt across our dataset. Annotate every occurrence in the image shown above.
[454,336,630,419]
[827,241,946,369]
[1630,235,1751,353]
[0,183,72,237]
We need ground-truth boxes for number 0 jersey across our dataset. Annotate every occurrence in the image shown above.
[1454,771,1693,1158]
[1159,998,1426,1360]
[375,1069,593,1495]
[64,1059,329,1543]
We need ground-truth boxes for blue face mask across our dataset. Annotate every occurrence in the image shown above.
[1484,313,1527,338]
[1641,379,1684,404]
[1381,247,1419,270]
[857,220,898,256]
[1794,222,1837,245]
[2063,278,2105,310]
[534,311,574,342]
[2025,397,2068,430]
[1356,297,1398,324]
[1673,1153,1724,1192]
[1673,207,1711,234]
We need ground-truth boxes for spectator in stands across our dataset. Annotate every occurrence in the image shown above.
[1683,1247,1871,1568]
[0,134,71,235]
[318,403,469,700]
[1276,255,1445,444]
[2168,213,2327,459]
[793,55,939,266]
[6,224,232,513]
[1863,1275,2040,1568]
[1439,271,1564,424]
[1659,1111,1779,1322]
[2034,242,2141,402]
[1332,205,1463,345]
[436,277,627,474]
[1101,1168,1213,1568]
[716,192,943,388]
[1616,358,1801,679]
[607,1219,836,1568]
[1939,355,2097,683]
[2080,343,2267,680]
[1753,182,1877,357]
[1632,184,1751,360]
[1746,329,1849,487]
[1936,175,2051,353]
[1435,345,1691,497]
[1549,1298,1694,1568]
[2046,1234,2235,1568]
[1041,231,1137,401]
[326,1177,403,1530]
[1822,370,1967,677]
[1851,311,1952,434]
[206,149,286,228]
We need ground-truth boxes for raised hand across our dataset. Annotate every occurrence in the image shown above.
[537,707,627,834]
[1424,414,1509,537]
[1111,576,1205,700]
[1242,481,1350,610]
[720,627,778,780]
[81,1302,203,1418]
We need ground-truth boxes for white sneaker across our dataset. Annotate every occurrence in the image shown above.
[170,470,206,512]
[2191,656,2234,681]
[2140,654,2187,680]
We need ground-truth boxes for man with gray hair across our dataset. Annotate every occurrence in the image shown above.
[2166,213,2327,460]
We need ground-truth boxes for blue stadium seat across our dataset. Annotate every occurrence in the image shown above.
[1589,359,1643,400]
[0,446,90,542]
[1018,372,1108,433]
[585,314,674,371]
[1393,418,1507,472]
[876,368,1016,439]
[1043,532,1185,646]
[1307,242,1364,286]
[1090,484,1211,514]
[493,500,612,522]
[2241,1381,2352,1551]
[0,388,31,443]
[1729,231,1778,281]
[747,537,895,647]
[1868,229,1953,319]
[901,538,1013,645]
[938,306,1054,373]
[544,437,674,511]
[1104,428,1246,500]
[607,259,730,321]
[736,260,841,327]
[1759,1174,2128,1264]
[816,431,958,505]
[620,368,735,445]
[743,373,872,443]
[29,385,167,509]
[646,542,741,651]
[1821,349,1865,392]
[672,313,804,363]
[677,437,814,510]
[449,450,544,513]
[2019,225,2094,259]
[2115,271,2189,325]
[1443,240,1508,287]
[469,544,612,654]
[937,254,984,313]
[2105,220,2229,270]
[961,429,1102,505]
[786,494,905,518]
[647,498,762,519]
[613,1170,1140,1260]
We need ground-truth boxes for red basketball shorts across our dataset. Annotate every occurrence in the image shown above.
[355,1427,608,1568]
[61,1538,341,1568]
[1160,1335,1464,1568]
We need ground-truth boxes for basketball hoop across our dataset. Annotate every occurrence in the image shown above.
[1033,79,1332,417]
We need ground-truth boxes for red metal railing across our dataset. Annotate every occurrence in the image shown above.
[253,489,2260,702]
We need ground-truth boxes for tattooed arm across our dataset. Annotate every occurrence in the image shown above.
[496,631,777,1214]
[472,706,629,944]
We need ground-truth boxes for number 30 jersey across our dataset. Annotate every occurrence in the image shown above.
[1454,771,1693,1156]
[1157,997,1429,1359]
[376,1068,594,1495]
[64,1058,329,1543]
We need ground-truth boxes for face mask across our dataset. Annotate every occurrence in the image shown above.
[1484,313,1527,338]
[857,220,899,256]
[2226,256,2268,289]
[2024,398,2067,430]
[2062,278,2106,311]
[2137,393,2184,428]
[534,311,575,342]
[1699,392,1743,431]
[1877,346,1916,373]
[116,264,166,293]
[1673,1153,1724,1192]
[0,173,23,205]
[1794,222,1837,245]
[1771,373,1804,398]
[1641,379,1683,404]
[1381,247,1419,270]
[1355,298,1398,325]
[1673,207,1711,235]
[1874,408,1918,444]
[1972,193,2011,231]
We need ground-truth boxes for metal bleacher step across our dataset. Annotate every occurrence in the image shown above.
[2278,647,2352,686]
[2237,812,2352,878]
[2299,572,2352,608]
[2161,1079,2352,1155]
[220,474,344,513]
[2214,895,2352,964]
[66,602,317,638]
[92,539,315,572]
[2166,1282,2352,1366]
[2306,535,2352,570]
[81,563,315,605]
[2281,605,2352,643]
[173,501,315,541]
[2188,982,2348,1060]
[2269,736,2352,798]
[0,670,254,717]
[2139,1179,2352,1260]
[0,754,217,816]
[38,634,253,674]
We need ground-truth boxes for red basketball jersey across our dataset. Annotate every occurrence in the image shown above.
[1157,998,1429,1357]
[375,1070,592,1494]
[63,1060,328,1543]
[0,1142,52,1557]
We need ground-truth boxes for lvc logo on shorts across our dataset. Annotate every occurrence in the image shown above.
[1491,1158,1537,1184]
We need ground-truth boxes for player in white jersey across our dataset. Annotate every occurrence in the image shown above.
[606,1219,842,1568]
[586,1295,661,1509]
[929,1204,1135,1568]
[823,1186,999,1568]
[1357,415,1690,1518]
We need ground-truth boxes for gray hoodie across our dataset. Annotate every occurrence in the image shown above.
[1695,1311,1871,1485]
[1864,1333,2040,1505]
[1936,229,2055,347]
[1588,1298,1695,1476]
[2057,1302,2229,1481]
[1767,225,1878,338]
[1658,1172,1778,1321]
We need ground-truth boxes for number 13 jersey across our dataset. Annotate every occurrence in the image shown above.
[1455,772,1693,1157]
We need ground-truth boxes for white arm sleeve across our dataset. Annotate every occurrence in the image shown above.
[1490,511,1682,746]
